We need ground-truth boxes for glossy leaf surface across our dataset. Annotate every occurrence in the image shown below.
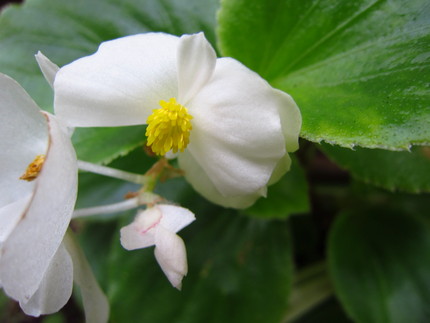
[218,0,430,149]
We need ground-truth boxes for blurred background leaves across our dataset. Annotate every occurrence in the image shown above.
[1,0,429,322]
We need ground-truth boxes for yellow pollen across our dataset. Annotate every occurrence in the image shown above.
[19,154,46,181]
[145,98,193,156]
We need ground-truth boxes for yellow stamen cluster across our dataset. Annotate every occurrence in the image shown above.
[145,98,193,156]
[19,154,46,181]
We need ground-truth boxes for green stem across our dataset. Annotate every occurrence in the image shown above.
[283,262,334,322]
[78,160,149,185]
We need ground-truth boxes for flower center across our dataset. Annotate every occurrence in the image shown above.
[19,154,46,181]
[145,98,193,156]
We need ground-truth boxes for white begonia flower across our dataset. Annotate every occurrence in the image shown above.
[53,32,302,209]
[21,233,110,322]
[0,73,77,308]
[0,73,108,321]
[120,204,195,290]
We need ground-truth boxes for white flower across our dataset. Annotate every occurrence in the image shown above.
[22,233,109,323]
[0,73,77,309]
[0,73,108,321]
[53,32,302,208]
[120,204,195,290]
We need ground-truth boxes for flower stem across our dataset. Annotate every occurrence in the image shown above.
[78,160,148,184]
[73,197,140,218]
[282,262,333,322]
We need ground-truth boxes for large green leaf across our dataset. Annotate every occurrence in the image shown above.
[105,210,293,323]
[218,0,430,149]
[328,209,430,323]
[321,144,430,193]
[0,0,219,163]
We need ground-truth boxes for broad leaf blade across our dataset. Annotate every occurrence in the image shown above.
[321,144,430,193]
[328,209,430,323]
[218,0,430,149]
[72,126,147,164]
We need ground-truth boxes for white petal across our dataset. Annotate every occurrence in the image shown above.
[165,150,179,160]
[154,226,188,290]
[268,153,292,186]
[35,51,60,89]
[64,232,109,323]
[120,224,156,250]
[54,33,179,127]
[134,207,162,231]
[0,73,48,208]
[0,114,77,303]
[20,243,73,317]
[177,33,216,105]
[120,208,161,250]
[157,204,195,234]
[184,57,286,198]
[273,89,302,152]
[0,194,32,246]
[179,151,264,208]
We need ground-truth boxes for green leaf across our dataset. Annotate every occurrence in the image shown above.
[106,211,293,323]
[0,291,11,321]
[218,0,430,149]
[328,209,430,323]
[72,126,147,164]
[321,144,430,193]
[0,0,219,163]
[245,156,310,219]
